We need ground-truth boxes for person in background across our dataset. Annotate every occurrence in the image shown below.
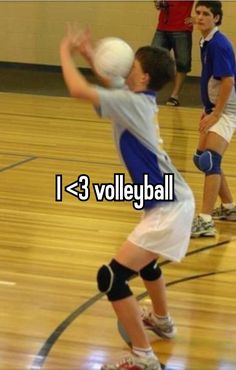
[152,0,194,106]
[191,0,236,238]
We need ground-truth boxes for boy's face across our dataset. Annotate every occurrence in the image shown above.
[195,6,220,36]
[126,59,149,91]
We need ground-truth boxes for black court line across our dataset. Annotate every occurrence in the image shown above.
[1,151,236,180]
[30,238,234,370]
[0,111,102,123]
[137,268,236,302]
[0,151,123,169]
[0,156,37,173]
[30,292,103,370]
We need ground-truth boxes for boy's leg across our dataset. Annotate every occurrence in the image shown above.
[99,240,162,369]
[112,296,150,348]
[202,174,221,215]
[192,132,229,237]
[113,240,158,348]
[143,274,168,316]
[198,131,229,214]
[140,262,176,340]
[218,172,234,204]
[212,172,236,220]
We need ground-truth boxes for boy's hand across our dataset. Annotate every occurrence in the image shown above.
[199,111,220,133]
[61,24,94,63]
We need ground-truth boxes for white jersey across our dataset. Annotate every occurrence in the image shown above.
[95,86,193,210]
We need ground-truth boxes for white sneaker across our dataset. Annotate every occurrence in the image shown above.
[101,354,161,370]
[191,215,216,238]
[141,307,177,340]
[212,204,236,221]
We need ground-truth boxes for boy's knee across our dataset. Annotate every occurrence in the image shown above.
[193,149,222,175]
[97,259,136,301]
[140,260,162,281]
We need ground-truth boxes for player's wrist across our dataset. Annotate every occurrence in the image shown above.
[212,111,222,119]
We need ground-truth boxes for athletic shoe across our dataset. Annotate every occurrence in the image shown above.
[212,204,236,221]
[101,355,161,370]
[191,215,216,238]
[141,307,177,340]
[166,97,180,106]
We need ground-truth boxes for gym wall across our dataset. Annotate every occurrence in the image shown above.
[0,1,235,77]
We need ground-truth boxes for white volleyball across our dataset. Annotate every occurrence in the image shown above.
[93,37,134,79]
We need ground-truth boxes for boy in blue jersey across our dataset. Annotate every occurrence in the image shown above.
[60,26,194,370]
[191,1,236,238]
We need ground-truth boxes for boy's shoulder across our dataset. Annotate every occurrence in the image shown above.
[211,31,233,49]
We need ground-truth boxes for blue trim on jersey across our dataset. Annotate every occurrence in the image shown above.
[136,90,156,97]
[120,130,166,209]
[200,31,236,113]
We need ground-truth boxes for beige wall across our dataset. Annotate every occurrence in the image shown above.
[0,1,236,77]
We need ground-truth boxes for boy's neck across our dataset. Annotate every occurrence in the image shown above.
[201,26,218,40]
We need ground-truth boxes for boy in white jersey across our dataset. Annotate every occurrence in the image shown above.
[60,26,194,370]
[191,1,236,238]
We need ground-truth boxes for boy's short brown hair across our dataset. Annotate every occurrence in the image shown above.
[135,46,175,92]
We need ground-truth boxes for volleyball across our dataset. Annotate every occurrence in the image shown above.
[93,37,134,79]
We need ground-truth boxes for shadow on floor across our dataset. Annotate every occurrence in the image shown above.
[0,64,202,108]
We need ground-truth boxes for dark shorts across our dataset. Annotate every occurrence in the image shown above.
[151,30,192,73]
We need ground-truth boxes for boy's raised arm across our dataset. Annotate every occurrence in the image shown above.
[60,26,100,106]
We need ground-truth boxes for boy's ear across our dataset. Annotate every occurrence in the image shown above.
[142,72,150,86]
[214,14,220,24]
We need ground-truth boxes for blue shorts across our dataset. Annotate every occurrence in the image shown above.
[151,30,192,73]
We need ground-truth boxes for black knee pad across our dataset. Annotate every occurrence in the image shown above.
[139,260,162,281]
[97,259,136,301]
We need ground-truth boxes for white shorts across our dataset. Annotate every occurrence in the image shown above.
[209,113,236,143]
[128,199,195,262]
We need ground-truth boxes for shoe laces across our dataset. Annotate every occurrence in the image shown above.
[141,307,172,330]
[140,307,150,321]
[116,356,144,369]
[212,205,225,216]
[193,215,213,229]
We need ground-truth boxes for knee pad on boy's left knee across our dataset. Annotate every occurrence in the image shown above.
[198,150,222,175]
[140,260,162,281]
[96,259,136,301]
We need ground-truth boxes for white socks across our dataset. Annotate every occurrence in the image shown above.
[199,213,212,222]
[132,346,156,358]
[222,202,235,209]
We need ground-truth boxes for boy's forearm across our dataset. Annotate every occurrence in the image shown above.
[60,44,99,105]
[60,45,90,97]
[213,76,234,118]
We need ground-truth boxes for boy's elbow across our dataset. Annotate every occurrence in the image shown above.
[68,87,84,99]
[68,86,99,105]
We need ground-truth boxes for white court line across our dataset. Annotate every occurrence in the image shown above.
[0,281,16,286]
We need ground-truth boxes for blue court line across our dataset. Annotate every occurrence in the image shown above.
[0,156,37,173]
[30,238,233,370]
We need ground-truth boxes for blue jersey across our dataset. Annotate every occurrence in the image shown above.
[95,86,193,210]
[200,29,236,114]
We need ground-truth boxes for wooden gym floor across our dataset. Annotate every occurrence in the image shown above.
[0,92,235,370]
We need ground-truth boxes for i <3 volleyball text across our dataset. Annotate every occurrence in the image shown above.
[55,173,175,210]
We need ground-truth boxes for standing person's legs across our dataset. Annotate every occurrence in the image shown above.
[151,30,170,50]
[166,31,192,106]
